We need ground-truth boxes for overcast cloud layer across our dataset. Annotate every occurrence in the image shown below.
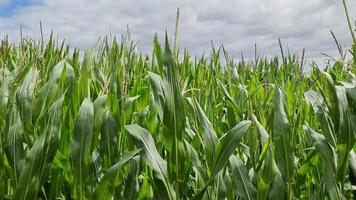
[0,0,356,60]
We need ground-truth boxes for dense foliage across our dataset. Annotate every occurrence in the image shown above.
[1,19,356,200]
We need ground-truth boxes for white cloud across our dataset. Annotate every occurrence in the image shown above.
[0,0,355,60]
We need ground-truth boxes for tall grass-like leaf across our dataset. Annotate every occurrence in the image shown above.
[217,79,238,109]
[188,97,218,169]
[5,118,24,183]
[70,98,94,200]
[33,60,74,125]
[161,33,185,143]
[124,95,140,122]
[75,50,94,109]
[267,164,284,200]
[100,110,119,169]
[150,35,185,198]
[272,86,294,198]
[14,95,64,200]
[212,120,252,176]
[252,115,282,199]
[125,124,176,200]
[319,70,340,131]
[0,73,13,199]
[123,156,140,200]
[304,124,343,199]
[0,75,12,121]
[14,129,47,200]
[304,90,336,147]
[92,95,107,151]
[153,34,163,73]
[345,81,356,141]
[229,155,257,200]
[216,173,227,200]
[148,72,164,121]
[16,68,38,133]
[334,86,355,180]
[194,120,252,199]
[91,149,141,200]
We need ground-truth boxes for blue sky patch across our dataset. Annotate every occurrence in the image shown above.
[0,0,36,17]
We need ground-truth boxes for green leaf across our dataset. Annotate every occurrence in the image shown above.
[5,118,24,183]
[14,95,64,200]
[100,110,119,169]
[212,120,252,177]
[304,90,336,147]
[188,97,218,169]
[148,72,164,121]
[91,149,141,200]
[217,79,237,109]
[194,120,252,199]
[252,115,279,199]
[304,124,343,200]
[92,95,107,151]
[125,124,176,200]
[0,75,12,121]
[70,98,94,200]
[162,34,185,143]
[272,86,294,196]
[153,34,163,73]
[16,68,38,133]
[229,155,257,200]
[334,86,355,180]
[123,156,140,200]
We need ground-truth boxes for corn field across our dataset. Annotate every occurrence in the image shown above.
[1,7,356,200]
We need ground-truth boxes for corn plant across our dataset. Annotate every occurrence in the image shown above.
[1,4,356,199]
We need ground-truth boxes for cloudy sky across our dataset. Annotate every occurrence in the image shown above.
[0,0,355,60]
